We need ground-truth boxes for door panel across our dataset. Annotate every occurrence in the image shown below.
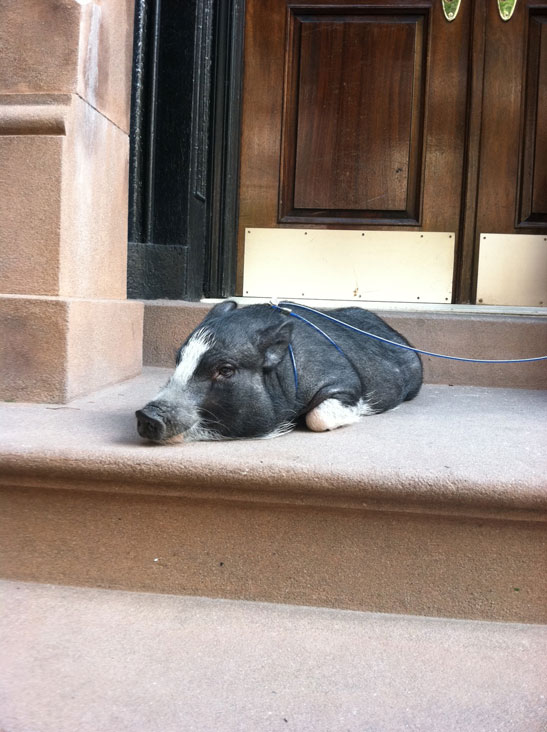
[281,10,427,223]
[519,12,547,225]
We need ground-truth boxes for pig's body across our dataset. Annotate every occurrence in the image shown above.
[136,301,422,442]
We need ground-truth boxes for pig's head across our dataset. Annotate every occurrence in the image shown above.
[136,301,295,442]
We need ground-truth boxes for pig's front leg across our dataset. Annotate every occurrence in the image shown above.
[305,397,373,432]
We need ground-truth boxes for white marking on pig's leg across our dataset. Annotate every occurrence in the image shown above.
[306,398,375,432]
[171,329,213,387]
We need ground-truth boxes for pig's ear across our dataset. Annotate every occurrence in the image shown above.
[259,321,294,370]
[207,300,238,318]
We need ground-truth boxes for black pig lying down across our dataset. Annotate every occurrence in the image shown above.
[136,300,422,442]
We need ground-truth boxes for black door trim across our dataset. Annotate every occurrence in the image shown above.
[128,0,244,300]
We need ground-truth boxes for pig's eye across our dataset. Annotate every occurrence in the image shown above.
[213,364,236,381]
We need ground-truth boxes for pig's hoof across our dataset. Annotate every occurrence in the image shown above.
[305,398,362,432]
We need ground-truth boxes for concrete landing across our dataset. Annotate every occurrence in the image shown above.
[1,370,546,622]
[1,580,546,732]
[1,368,546,517]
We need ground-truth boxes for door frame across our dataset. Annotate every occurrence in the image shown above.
[128,0,538,305]
[456,0,487,304]
[127,0,245,301]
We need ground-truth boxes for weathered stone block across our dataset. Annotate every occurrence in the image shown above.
[0,94,129,299]
[0,1,138,402]
[0,295,143,403]
[60,94,129,299]
[0,0,81,95]
[77,0,135,133]
[0,132,63,295]
[0,0,134,132]
[0,296,68,402]
[66,298,143,400]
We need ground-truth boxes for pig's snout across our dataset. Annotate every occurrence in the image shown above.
[136,405,167,442]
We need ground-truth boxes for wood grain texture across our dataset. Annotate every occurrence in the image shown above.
[239,0,470,236]
[287,13,423,217]
[239,0,528,302]
[237,0,286,288]
[454,0,547,301]
[454,0,487,303]
[477,0,529,236]
[518,13,547,225]
[532,19,547,216]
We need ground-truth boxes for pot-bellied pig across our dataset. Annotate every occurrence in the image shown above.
[136,300,422,442]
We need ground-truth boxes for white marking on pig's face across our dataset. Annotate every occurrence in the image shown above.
[172,329,214,387]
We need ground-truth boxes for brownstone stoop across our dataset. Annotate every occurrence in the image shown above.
[1,363,546,729]
[1,2,546,729]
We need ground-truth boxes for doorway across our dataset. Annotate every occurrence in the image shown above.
[237,0,547,306]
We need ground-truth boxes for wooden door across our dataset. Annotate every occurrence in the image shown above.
[471,0,547,305]
[237,0,547,305]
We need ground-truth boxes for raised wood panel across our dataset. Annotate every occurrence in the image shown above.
[280,11,427,224]
[518,13,547,226]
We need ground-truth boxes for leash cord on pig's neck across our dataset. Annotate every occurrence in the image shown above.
[285,320,354,393]
[270,300,547,365]
[287,344,298,393]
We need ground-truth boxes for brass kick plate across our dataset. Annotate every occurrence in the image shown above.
[477,234,547,307]
[243,229,455,304]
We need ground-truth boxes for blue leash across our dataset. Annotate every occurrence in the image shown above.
[287,344,298,392]
[271,300,547,365]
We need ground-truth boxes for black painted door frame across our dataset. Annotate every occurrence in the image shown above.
[127,0,244,300]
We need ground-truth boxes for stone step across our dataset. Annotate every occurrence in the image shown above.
[1,369,545,624]
[142,299,547,389]
[1,579,546,732]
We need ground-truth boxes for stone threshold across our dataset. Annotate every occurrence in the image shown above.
[210,296,547,316]
[142,300,547,389]
[1,579,546,732]
[1,368,546,520]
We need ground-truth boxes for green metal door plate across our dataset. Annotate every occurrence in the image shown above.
[442,0,461,21]
[498,0,517,20]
